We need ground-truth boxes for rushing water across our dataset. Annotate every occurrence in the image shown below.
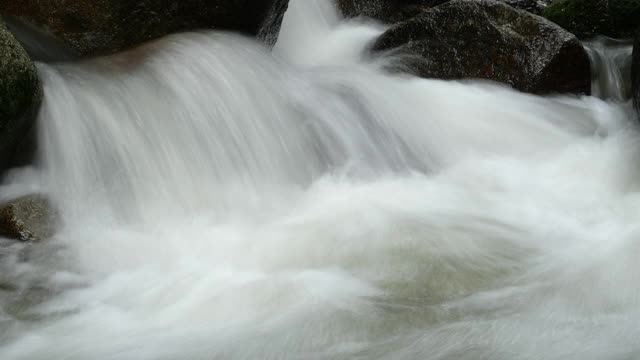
[1,1,639,359]
[585,37,634,102]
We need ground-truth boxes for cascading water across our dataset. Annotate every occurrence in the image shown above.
[1,1,640,359]
[585,37,634,102]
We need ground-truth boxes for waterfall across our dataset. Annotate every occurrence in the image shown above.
[0,1,639,359]
[585,36,634,102]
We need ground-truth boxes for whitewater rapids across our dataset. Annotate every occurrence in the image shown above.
[1,1,640,359]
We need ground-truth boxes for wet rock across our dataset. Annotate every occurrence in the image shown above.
[632,29,640,113]
[373,0,591,95]
[0,20,41,174]
[0,195,57,242]
[0,0,281,57]
[2,16,77,63]
[543,0,640,39]
[258,0,290,48]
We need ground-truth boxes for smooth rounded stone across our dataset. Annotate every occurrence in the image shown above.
[0,195,58,242]
[0,0,281,57]
[372,0,591,95]
[543,0,640,39]
[0,20,41,173]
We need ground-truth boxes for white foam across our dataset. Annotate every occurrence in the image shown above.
[1,0,639,359]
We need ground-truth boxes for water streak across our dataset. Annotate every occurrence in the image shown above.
[585,36,634,102]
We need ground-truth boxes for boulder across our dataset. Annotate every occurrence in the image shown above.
[0,0,282,57]
[372,0,591,95]
[0,20,41,173]
[543,0,640,39]
[0,195,57,242]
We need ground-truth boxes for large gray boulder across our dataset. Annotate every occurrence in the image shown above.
[373,0,591,95]
[0,0,284,57]
[0,20,41,173]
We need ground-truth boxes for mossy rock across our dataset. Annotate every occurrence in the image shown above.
[543,0,640,39]
[0,20,41,173]
[0,195,58,242]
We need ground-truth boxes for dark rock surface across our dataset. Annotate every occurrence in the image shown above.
[0,0,281,57]
[2,16,76,62]
[258,0,290,48]
[0,20,41,174]
[500,0,548,14]
[373,0,591,95]
[632,29,640,113]
[543,0,640,39]
[336,0,447,23]
[337,0,552,22]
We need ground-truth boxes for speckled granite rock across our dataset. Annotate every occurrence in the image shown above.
[0,195,57,242]
[373,0,591,95]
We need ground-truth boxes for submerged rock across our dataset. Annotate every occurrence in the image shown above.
[0,195,57,242]
[373,0,591,95]
[0,0,281,57]
[543,0,640,39]
[0,20,41,174]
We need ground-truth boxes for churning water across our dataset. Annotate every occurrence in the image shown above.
[1,1,639,359]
